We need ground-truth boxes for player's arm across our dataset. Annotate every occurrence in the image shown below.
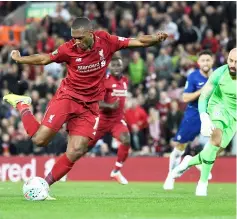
[198,73,219,113]
[99,99,119,110]
[127,32,168,48]
[10,50,52,65]
[183,90,202,103]
[198,68,223,136]
[182,73,201,103]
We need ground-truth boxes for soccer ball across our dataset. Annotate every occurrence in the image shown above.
[23,177,49,201]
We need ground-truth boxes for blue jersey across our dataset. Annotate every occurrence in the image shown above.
[173,69,209,143]
[184,69,208,116]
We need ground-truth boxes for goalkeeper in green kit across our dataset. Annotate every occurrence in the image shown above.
[171,48,236,196]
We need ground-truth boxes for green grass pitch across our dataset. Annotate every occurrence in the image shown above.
[0,182,235,219]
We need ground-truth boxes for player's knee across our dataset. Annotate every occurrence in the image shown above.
[68,136,90,158]
[176,143,187,151]
[210,129,222,147]
[120,133,131,147]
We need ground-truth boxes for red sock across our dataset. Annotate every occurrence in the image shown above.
[45,154,75,186]
[17,103,40,137]
[114,144,130,172]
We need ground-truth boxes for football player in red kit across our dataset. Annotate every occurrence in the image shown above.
[89,56,130,185]
[3,17,167,199]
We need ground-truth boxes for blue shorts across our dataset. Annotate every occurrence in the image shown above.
[173,114,201,143]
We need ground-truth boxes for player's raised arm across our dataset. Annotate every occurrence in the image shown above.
[127,31,168,48]
[198,68,222,114]
[198,79,215,113]
[198,66,224,136]
[11,43,69,65]
[10,50,52,65]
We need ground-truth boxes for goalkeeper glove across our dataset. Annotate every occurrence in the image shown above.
[200,112,215,137]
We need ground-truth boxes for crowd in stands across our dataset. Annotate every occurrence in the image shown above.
[0,1,236,157]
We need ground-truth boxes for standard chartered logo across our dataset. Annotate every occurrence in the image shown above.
[0,159,36,182]
[77,60,107,73]
[0,158,67,182]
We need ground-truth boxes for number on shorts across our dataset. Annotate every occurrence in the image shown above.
[93,116,100,130]
[121,119,127,126]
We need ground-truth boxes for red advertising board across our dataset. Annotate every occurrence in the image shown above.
[0,156,235,182]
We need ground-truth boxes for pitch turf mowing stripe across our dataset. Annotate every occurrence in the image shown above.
[0,182,235,219]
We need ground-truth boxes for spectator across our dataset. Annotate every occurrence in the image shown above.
[166,100,183,142]
[67,2,83,18]
[148,107,160,148]
[1,133,10,156]
[190,3,202,27]
[178,15,200,44]
[143,87,159,113]
[128,52,146,86]
[36,31,55,53]
[154,48,173,80]
[162,15,180,43]
[125,97,148,151]
[50,3,71,22]
[199,16,210,40]
[202,29,219,53]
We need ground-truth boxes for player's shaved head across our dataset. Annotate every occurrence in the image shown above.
[71,17,94,51]
[71,17,93,30]
[227,48,237,77]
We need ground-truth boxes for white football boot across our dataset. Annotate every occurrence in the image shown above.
[195,180,208,196]
[163,173,175,190]
[171,155,193,179]
[110,170,128,185]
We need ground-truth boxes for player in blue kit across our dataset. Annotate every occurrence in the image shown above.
[163,50,214,190]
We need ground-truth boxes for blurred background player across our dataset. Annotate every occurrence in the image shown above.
[172,48,236,196]
[3,17,168,198]
[163,50,214,190]
[89,56,130,185]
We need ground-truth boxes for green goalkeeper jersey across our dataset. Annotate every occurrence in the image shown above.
[199,64,236,119]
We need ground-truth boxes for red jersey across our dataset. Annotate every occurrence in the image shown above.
[125,106,148,130]
[49,31,130,102]
[100,74,128,121]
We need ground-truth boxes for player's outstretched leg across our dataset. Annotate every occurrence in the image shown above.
[45,135,90,187]
[110,132,130,185]
[3,94,40,136]
[172,129,222,196]
[3,93,56,146]
[163,142,186,190]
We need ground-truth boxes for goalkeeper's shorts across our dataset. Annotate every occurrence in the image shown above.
[208,104,236,148]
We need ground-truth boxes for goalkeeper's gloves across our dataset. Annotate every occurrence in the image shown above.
[200,112,215,137]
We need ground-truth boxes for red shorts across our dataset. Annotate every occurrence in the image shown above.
[89,118,129,146]
[41,92,99,139]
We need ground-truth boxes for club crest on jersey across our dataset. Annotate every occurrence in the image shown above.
[112,84,117,88]
[76,58,82,62]
[99,49,105,60]
[52,49,58,56]
[48,115,55,123]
